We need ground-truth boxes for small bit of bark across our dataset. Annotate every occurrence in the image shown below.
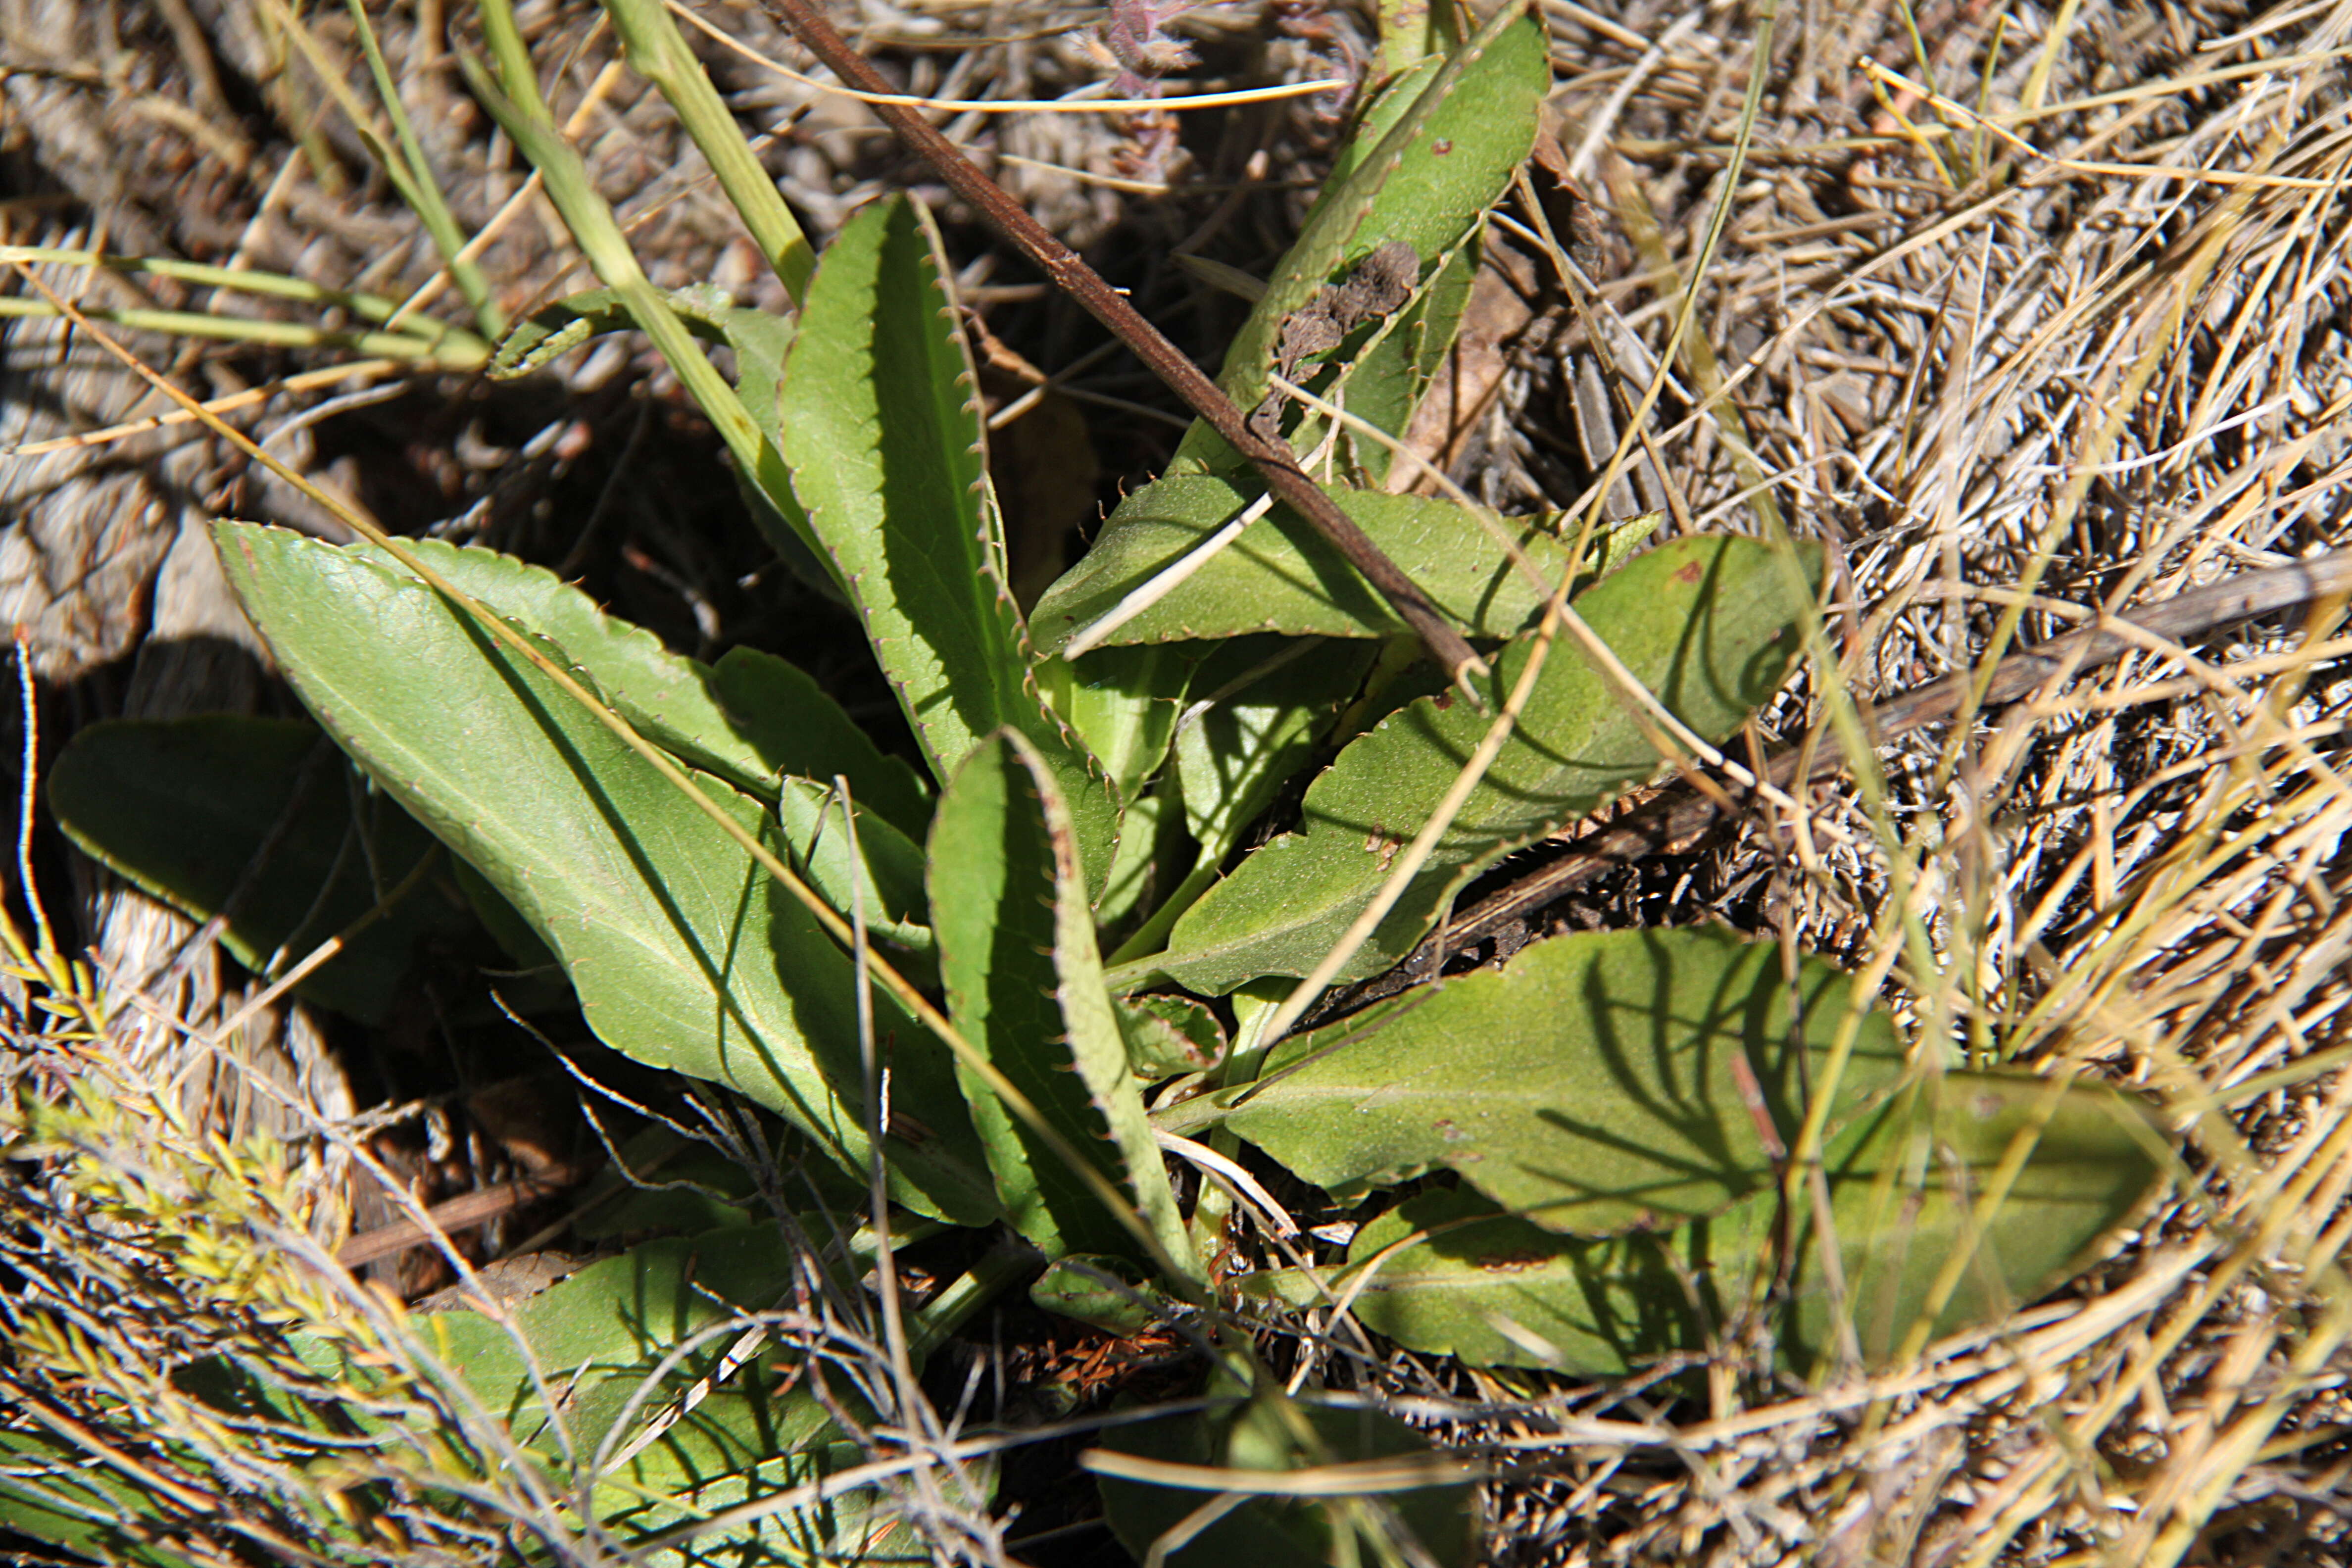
[1248,240,1422,442]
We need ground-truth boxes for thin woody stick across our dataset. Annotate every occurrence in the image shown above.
[756,0,1492,694]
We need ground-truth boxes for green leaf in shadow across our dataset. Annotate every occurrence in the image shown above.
[391,1228,881,1554]
[1159,536,1820,992]
[1094,1387,1476,1568]
[48,715,478,1024]
[215,522,994,1224]
[1173,636,1379,866]
[1217,927,1908,1232]
[929,731,1197,1276]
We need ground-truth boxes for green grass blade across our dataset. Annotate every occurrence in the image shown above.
[340,0,505,338]
[601,0,815,303]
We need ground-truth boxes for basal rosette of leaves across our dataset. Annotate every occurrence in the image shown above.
[27,6,2169,1564]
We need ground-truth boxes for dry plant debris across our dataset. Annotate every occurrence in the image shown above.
[0,0,2350,1565]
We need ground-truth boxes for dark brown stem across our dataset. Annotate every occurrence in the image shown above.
[757,0,1488,691]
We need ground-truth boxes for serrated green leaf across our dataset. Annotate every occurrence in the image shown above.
[1095,1388,1475,1568]
[778,196,1118,890]
[1029,474,1581,650]
[1158,536,1820,993]
[361,535,930,837]
[1036,641,1202,802]
[1171,7,1548,473]
[215,522,994,1225]
[48,715,479,1024]
[1247,1074,2164,1374]
[928,731,1197,1275]
[1216,927,1908,1232]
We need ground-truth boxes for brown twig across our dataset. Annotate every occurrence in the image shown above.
[1332,549,2352,1012]
[756,0,1490,694]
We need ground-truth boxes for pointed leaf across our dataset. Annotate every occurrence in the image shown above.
[778,196,1117,885]
[929,731,1197,1275]
[1036,641,1200,800]
[1160,536,1820,992]
[1031,475,1583,651]
[1214,927,1907,1232]
[48,715,479,1024]
[215,522,994,1224]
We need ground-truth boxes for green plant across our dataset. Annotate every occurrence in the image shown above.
[18,2,2173,1563]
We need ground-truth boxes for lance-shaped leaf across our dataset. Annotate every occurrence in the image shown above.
[1029,474,1582,651]
[1211,927,1908,1233]
[929,731,1198,1276]
[1158,536,1820,993]
[216,523,995,1225]
[1248,1074,2164,1374]
[48,715,480,1024]
[367,534,931,835]
[1169,6,1549,473]
[778,196,1117,885]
